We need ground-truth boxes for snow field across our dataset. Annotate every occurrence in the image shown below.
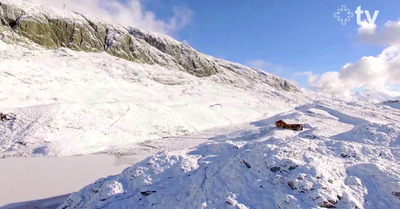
[59,100,400,209]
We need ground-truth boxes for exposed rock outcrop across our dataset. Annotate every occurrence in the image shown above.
[0,0,298,91]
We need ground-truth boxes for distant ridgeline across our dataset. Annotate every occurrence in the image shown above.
[0,0,298,92]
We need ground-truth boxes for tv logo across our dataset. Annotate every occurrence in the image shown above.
[355,6,379,25]
[334,5,379,26]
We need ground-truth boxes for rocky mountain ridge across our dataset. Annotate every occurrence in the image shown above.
[0,0,298,91]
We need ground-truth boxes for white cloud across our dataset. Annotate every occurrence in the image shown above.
[26,0,193,35]
[358,21,376,35]
[304,21,400,100]
[245,59,284,75]
[359,20,400,46]
[181,40,189,45]
[246,59,266,69]
[382,20,400,46]
[165,6,193,35]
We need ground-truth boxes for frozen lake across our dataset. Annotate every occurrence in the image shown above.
[0,125,214,208]
[0,154,150,208]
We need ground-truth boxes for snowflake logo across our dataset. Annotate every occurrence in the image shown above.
[334,5,354,25]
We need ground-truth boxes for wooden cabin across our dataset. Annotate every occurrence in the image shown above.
[275,120,303,131]
[275,120,287,128]
[0,113,16,122]
[0,113,6,121]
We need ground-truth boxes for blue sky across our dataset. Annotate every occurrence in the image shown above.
[128,0,400,89]
[35,0,400,98]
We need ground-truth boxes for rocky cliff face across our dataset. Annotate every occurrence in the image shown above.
[0,0,298,91]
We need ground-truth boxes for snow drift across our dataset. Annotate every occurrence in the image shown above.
[58,100,400,209]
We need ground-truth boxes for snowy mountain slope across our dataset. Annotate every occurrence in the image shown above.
[0,0,297,91]
[381,100,400,110]
[58,100,400,209]
[0,0,304,157]
[1,1,399,208]
[0,40,309,157]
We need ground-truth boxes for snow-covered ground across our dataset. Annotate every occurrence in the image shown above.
[382,100,400,110]
[0,126,219,208]
[1,39,400,208]
[0,40,308,157]
[1,7,400,207]
[58,100,400,209]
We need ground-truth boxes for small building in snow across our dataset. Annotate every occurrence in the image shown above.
[275,120,303,131]
[0,112,16,122]
[275,120,286,128]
